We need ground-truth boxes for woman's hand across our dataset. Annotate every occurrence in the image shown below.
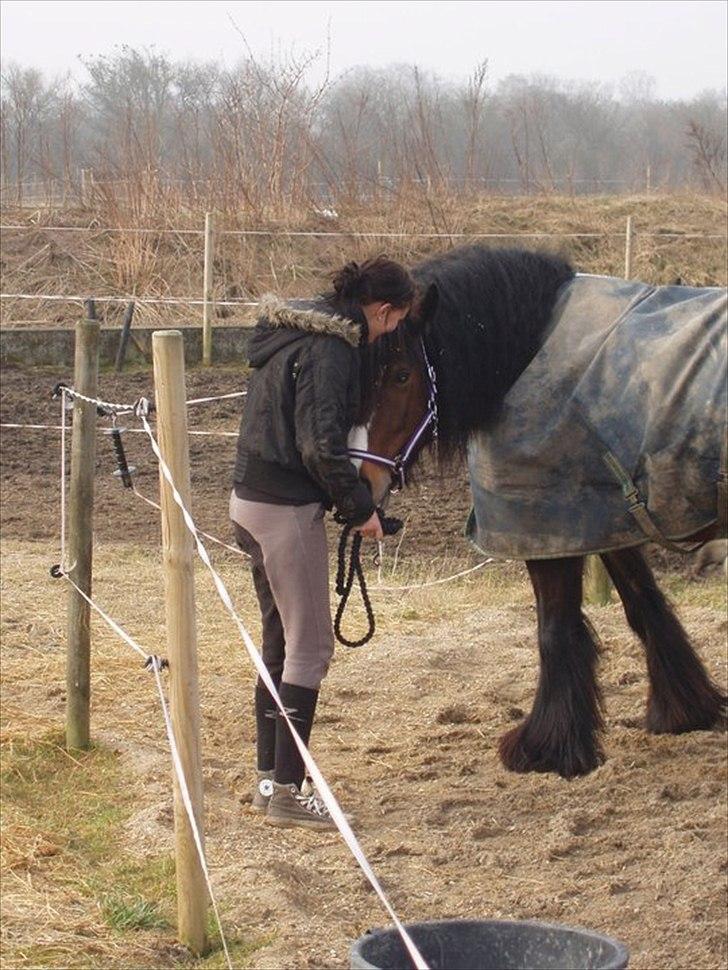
[354,510,384,540]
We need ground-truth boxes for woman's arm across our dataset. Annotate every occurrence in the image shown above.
[293,338,376,525]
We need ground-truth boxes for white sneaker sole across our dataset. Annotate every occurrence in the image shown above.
[265,814,336,831]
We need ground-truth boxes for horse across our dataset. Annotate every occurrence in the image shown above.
[356,245,727,779]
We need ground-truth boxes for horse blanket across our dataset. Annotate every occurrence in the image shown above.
[466,274,727,560]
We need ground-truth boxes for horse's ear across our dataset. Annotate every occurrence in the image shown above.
[407,282,439,337]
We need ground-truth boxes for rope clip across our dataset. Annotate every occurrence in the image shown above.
[51,381,69,400]
[144,655,169,672]
[134,397,152,419]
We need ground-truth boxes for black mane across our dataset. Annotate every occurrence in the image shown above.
[411,245,574,460]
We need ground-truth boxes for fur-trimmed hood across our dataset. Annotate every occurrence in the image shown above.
[247,294,362,368]
[257,293,361,346]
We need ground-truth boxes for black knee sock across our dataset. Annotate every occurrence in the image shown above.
[274,682,319,788]
[255,674,282,771]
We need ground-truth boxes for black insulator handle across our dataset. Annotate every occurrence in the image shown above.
[110,428,134,488]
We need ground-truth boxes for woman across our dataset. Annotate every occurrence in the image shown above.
[231,256,415,830]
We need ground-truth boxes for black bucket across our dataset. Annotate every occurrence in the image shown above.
[350,919,629,970]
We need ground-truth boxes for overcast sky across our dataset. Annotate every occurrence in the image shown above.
[1,0,726,100]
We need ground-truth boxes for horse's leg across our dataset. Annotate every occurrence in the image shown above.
[601,546,726,733]
[499,557,605,778]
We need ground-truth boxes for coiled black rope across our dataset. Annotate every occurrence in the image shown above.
[334,510,402,648]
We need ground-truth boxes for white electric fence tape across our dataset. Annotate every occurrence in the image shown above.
[60,573,233,968]
[137,402,430,970]
[3,222,727,239]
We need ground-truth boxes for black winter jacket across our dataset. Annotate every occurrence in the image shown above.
[233,295,376,525]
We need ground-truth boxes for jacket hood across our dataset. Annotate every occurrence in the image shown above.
[247,294,363,367]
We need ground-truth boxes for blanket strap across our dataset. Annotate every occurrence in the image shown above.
[602,451,703,554]
[717,430,727,536]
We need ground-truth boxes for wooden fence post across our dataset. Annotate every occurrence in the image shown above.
[153,330,208,955]
[202,212,215,367]
[80,168,91,207]
[66,306,100,749]
[114,301,136,373]
[585,221,636,607]
[585,554,612,607]
[624,215,633,281]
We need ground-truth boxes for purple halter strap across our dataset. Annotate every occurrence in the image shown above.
[348,337,438,493]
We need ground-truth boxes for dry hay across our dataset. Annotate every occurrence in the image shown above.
[1,533,726,969]
[1,193,726,330]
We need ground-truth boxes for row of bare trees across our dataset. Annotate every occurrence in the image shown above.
[1,45,726,215]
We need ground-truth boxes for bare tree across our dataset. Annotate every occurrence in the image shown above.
[686,118,727,193]
[1,63,54,202]
[462,60,488,185]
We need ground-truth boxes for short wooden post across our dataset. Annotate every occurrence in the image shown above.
[153,330,208,955]
[80,168,91,207]
[202,211,215,367]
[66,309,100,749]
[585,553,612,606]
[114,301,136,373]
[624,215,633,281]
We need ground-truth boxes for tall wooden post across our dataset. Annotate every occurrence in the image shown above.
[202,212,215,367]
[585,222,636,607]
[80,168,92,207]
[66,311,100,749]
[624,215,634,281]
[153,331,208,955]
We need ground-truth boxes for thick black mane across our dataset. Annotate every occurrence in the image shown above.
[412,245,574,459]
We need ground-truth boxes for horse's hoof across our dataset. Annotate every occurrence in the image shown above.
[498,724,604,779]
[646,692,727,735]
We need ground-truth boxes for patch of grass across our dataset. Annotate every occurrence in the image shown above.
[2,732,126,865]
[662,573,727,610]
[101,893,168,932]
[1,731,267,968]
[1,733,178,961]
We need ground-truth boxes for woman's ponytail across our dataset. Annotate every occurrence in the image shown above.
[331,261,365,302]
[327,255,415,312]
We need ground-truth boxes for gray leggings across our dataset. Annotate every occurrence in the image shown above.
[229,492,334,690]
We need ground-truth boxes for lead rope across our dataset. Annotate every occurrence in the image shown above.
[334,524,376,648]
[334,511,403,648]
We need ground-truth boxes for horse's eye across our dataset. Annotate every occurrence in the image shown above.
[394,369,410,385]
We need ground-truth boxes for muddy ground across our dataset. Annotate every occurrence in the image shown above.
[0,365,476,567]
[1,363,727,970]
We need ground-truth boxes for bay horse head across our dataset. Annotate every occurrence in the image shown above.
[355,283,440,505]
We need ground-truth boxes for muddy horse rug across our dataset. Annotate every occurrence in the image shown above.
[466,274,727,559]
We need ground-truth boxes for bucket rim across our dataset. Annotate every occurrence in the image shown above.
[349,917,630,970]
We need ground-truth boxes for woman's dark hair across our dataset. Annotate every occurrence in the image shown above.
[324,256,415,423]
[328,255,415,311]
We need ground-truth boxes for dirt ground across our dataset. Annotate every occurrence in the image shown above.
[1,363,727,970]
[0,365,476,567]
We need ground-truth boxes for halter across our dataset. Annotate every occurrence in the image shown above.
[348,337,438,493]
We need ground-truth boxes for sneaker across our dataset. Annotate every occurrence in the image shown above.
[266,781,337,831]
[251,770,274,813]
[299,777,355,824]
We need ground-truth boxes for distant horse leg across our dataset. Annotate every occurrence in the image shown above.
[499,557,605,778]
[601,546,726,733]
